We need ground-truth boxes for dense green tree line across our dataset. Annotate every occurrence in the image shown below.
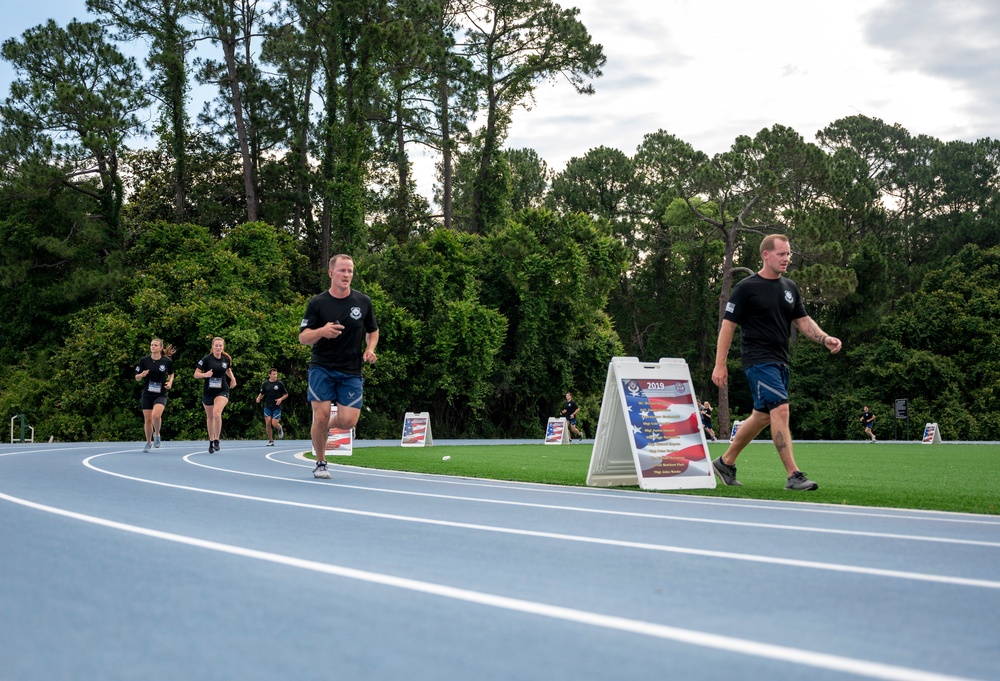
[1,2,999,442]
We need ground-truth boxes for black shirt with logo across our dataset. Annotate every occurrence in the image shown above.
[561,400,579,420]
[300,290,378,375]
[723,273,807,368]
[259,380,288,409]
[135,356,174,396]
[197,353,232,395]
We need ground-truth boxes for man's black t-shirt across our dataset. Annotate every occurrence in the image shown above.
[723,273,807,367]
[197,354,232,394]
[561,400,579,420]
[259,380,288,409]
[862,409,875,426]
[135,356,174,395]
[300,289,378,375]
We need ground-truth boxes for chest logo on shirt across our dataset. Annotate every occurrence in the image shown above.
[784,291,794,305]
[159,365,166,372]
[350,306,362,320]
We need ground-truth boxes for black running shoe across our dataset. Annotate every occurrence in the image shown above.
[785,471,819,491]
[712,456,743,486]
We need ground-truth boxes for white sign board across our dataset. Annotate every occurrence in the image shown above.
[587,357,716,490]
[401,412,433,447]
[730,420,743,442]
[545,417,570,444]
[921,422,942,444]
[312,406,353,456]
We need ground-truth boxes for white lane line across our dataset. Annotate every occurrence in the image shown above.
[78,454,1000,590]
[0,489,981,681]
[218,453,1000,549]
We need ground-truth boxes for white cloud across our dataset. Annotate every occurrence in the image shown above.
[502,0,1000,177]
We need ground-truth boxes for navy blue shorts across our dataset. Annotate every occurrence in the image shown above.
[308,366,364,408]
[264,406,282,419]
[744,363,790,413]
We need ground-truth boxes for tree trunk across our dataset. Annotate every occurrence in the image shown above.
[164,21,188,222]
[716,223,738,436]
[439,72,452,230]
[219,24,258,222]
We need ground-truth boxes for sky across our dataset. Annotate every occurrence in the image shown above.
[2,0,1000,200]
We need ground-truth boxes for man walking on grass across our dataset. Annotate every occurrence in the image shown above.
[711,234,842,491]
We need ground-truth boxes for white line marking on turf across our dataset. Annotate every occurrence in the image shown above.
[318,461,1000,526]
[78,453,1000,589]
[0,489,982,681]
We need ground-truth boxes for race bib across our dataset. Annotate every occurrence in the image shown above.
[148,381,162,394]
[209,377,223,389]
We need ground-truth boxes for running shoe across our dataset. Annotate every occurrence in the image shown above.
[313,461,331,479]
[712,456,742,486]
[208,441,215,453]
[213,440,221,451]
[153,434,160,449]
[266,441,274,446]
[143,442,152,453]
[785,471,819,491]
[276,423,284,439]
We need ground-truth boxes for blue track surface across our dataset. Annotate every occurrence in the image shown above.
[1,440,998,681]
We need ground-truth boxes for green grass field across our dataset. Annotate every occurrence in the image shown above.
[329,442,1000,515]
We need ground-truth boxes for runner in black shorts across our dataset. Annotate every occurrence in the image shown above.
[194,336,237,453]
[134,338,175,452]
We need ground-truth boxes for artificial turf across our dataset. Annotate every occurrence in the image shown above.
[324,441,1000,516]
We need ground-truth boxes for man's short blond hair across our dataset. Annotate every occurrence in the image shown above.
[759,234,789,256]
[329,254,354,269]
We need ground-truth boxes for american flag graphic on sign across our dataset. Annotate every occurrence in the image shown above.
[622,378,707,478]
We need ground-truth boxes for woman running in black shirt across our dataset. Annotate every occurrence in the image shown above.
[194,337,237,452]
[134,339,175,452]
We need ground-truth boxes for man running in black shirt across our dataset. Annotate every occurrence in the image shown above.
[299,254,379,479]
[559,392,583,441]
[860,405,876,442]
[256,368,289,445]
[711,234,842,491]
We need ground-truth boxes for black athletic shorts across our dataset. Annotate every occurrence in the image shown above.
[141,393,169,410]
[202,390,230,406]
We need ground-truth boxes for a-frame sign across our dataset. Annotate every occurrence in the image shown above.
[587,357,716,491]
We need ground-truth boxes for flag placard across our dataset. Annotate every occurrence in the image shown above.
[312,405,353,456]
[401,412,433,447]
[545,417,570,444]
[922,422,942,444]
[587,357,715,491]
[730,420,743,442]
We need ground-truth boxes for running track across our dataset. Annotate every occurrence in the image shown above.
[1,441,998,681]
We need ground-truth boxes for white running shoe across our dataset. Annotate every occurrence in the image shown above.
[153,434,160,448]
[143,442,152,453]
[313,461,331,479]
[276,423,284,439]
